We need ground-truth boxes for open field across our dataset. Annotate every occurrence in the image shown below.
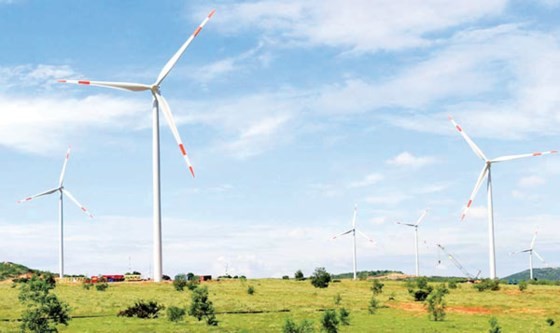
[1,279,559,332]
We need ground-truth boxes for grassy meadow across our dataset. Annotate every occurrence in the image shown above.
[0,278,559,332]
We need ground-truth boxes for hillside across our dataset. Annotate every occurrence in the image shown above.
[502,267,560,281]
[331,270,404,279]
[0,261,35,281]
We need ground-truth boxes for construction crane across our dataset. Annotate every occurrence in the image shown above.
[436,244,481,281]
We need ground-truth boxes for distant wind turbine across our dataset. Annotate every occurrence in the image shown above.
[332,204,374,280]
[396,209,429,276]
[449,116,557,279]
[18,146,93,278]
[511,231,548,280]
[57,10,216,282]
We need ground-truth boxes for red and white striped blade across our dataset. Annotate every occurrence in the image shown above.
[449,116,488,161]
[154,93,195,177]
[17,187,59,203]
[58,146,71,187]
[415,209,429,227]
[491,150,558,163]
[62,189,93,218]
[357,229,375,244]
[530,231,538,250]
[155,9,216,86]
[332,229,353,239]
[533,250,547,265]
[57,79,150,92]
[461,164,489,221]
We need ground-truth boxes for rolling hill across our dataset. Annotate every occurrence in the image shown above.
[0,261,36,281]
[502,267,560,281]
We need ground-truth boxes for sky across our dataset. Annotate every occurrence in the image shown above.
[1,0,560,279]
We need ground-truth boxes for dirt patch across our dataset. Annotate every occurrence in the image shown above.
[386,302,425,313]
[448,306,493,315]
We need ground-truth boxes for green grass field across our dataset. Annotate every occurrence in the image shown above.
[1,278,559,332]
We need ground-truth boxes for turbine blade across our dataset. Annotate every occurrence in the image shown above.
[351,204,357,228]
[155,9,216,86]
[62,189,93,218]
[530,231,538,250]
[332,229,353,239]
[58,146,71,187]
[357,229,375,243]
[533,250,547,265]
[17,188,59,203]
[461,164,489,221]
[57,79,151,92]
[491,150,558,163]
[396,222,416,227]
[415,209,429,226]
[154,93,195,177]
[449,115,488,161]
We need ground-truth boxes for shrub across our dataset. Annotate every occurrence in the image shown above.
[518,280,528,292]
[295,270,305,281]
[333,293,342,306]
[310,267,331,289]
[186,272,195,281]
[247,285,255,295]
[320,309,339,333]
[339,308,350,325]
[167,306,186,323]
[82,278,93,290]
[546,318,555,326]
[488,317,502,333]
[18,273,70,333]
[187,277,200,291]
[162,275,171,281]
[371,280,384,295]
[387,292,396,301]
[426,284,449,321]
[173,274,188,291]
[282,275,290,280]
[118,300,164,319]
[95,281,108,291]
[368,296,379,314]
[407,277,433,301]
[474,279,500,292]
[282,318,315,333]
[448,280,457,289]
[188,286,218,326]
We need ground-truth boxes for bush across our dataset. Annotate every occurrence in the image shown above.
[333,293,342,306]
[282,318,315,333]
[371,280,384,295]
[474,279,500,292]
[188,286,218,326]
[339,308,350,325]
[282,275,290,280]
[167,306,186,323]
[173,274,188,291]
[518,280,528,292]
[368,296,379,314]
[488,317,502,333]
[310,267,331,289]
[187,277,201,291]
[426,284,449,321]
[162,275,171,281]
[448,280,457,289]
[95,282,108,291]
[82,278,93,290]
[118,300,164,319]
[18,273,70,333]
[546,318,555,326]
[407,277,433,301]
[247,285,255,295]
[320,309,339,333]
[295,270,304,281]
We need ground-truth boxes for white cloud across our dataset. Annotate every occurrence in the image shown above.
[0,64,78,91]
[518,175,546,187]
[209,0,507,53]
[386,151,436,168]
[348,173,384,188]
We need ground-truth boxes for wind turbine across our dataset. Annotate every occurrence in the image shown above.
[449,116,556,279]
[332,204,374,280]
[18,146,93,278]
[396,209,429,276]
[511,231,548,280]
[57,10,215,282]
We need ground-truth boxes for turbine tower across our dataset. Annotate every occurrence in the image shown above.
[18,146,93,278]
[511,231,547,280]
[332,204,374,280]
[58,10,215,282]
[449,116,556,279]
[396,209,429,276]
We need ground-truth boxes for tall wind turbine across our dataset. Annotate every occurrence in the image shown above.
[396,209,429,276]
[18,146,93,278]
[511,231,548,280]
[449,116,556,279]
[332,205,374,280]
[57,10,215,282]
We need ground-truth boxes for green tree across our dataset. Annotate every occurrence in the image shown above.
[338,308,350,325]
[320,309,339,333]
[368,296,379,314]
[188,286,218,326]
[488,317,502,333]
[295,270,305,281]
[426,283,449,321]
[518,280,528,291]
[310,267,331,289]
[167,306,186,323]
[173,274,188,291]
[18,273,70,333]
[282,318,315,333]
[371,279,384,295]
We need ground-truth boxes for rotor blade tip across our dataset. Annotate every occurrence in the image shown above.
[189,166,195,178]
[209,9,216,18]
[57,79,67,83]
[447,115,453,121]
[551,150,558,154]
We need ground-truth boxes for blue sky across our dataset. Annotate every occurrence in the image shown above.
[1,0,560,279]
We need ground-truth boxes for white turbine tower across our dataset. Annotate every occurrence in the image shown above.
[511,231,548,280]
[18,146,93,278]
[57,10,215,282]
[396,209,429,276]
[332,204,374,280]
[449,116,557,279]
